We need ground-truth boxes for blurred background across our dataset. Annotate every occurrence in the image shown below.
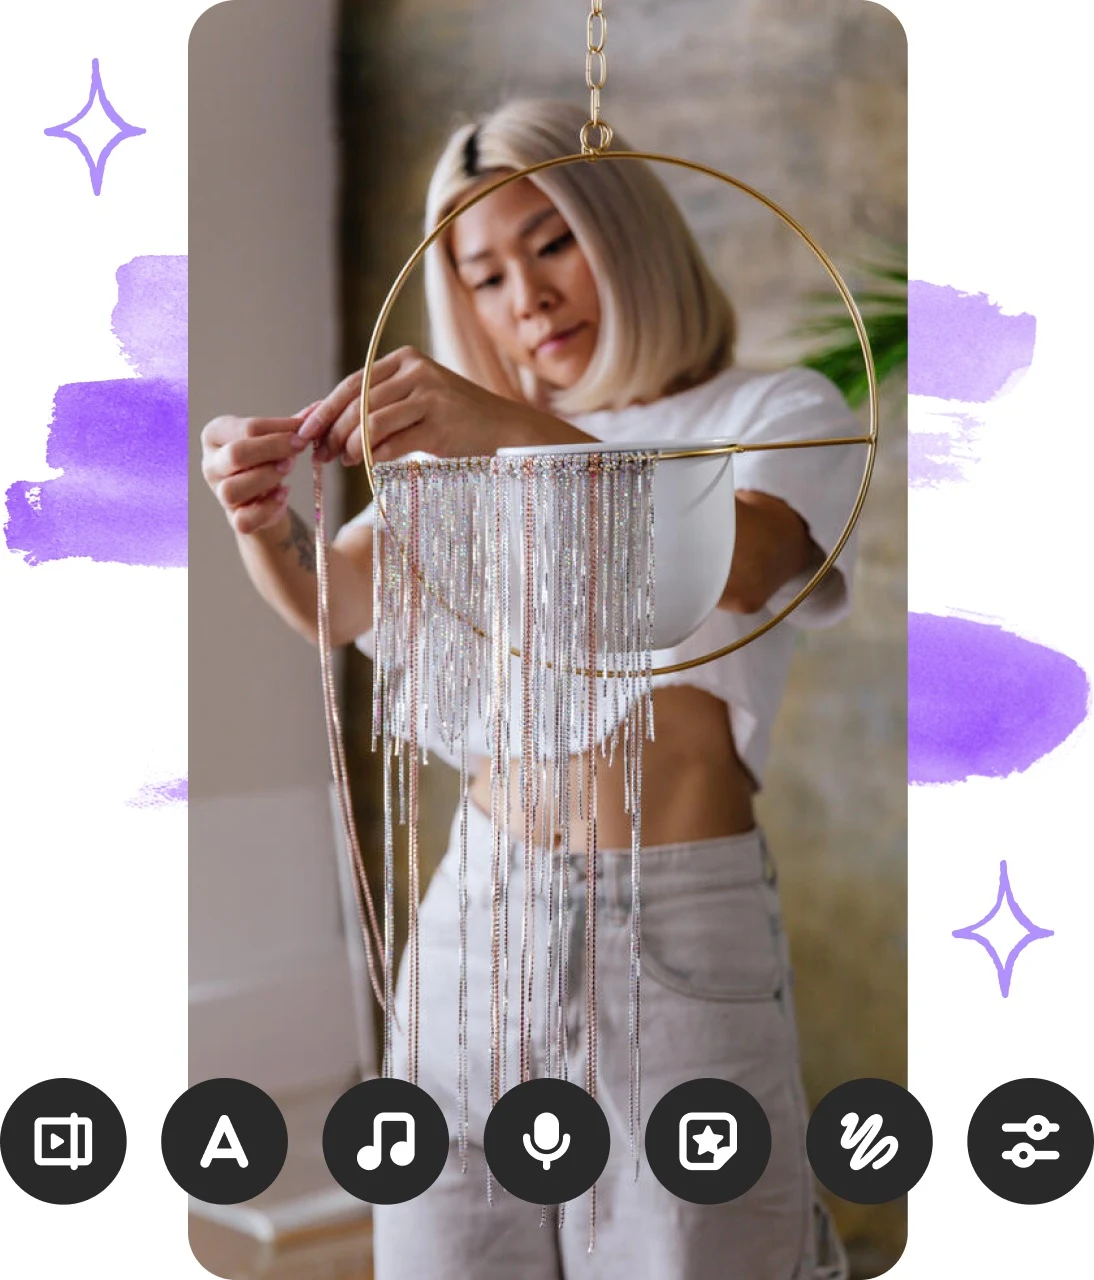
[190,1,906,1276]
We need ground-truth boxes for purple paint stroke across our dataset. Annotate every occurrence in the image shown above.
[44,58,146,196]
[4,378,187,568]
[112,256,187,380]
[909,413,981,489]
[3,254,188,569]
[909,613,1090,785]
[952,860,1054,998]
[909,281,1036,402]
[127,777,188,808]
[907,283,1036,487]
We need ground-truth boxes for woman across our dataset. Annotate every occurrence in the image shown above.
[201,99,859,1279]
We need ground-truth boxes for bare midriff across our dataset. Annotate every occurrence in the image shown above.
[466,684,756,853]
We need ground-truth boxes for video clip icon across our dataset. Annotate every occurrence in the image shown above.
[1,1078,126,1204]
[34,1113,92,1170]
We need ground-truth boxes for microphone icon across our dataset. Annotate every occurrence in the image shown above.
[523,1112,571,1169]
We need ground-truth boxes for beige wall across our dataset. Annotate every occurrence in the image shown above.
[190,0,339,802]
[189,0,373,1099]
[340,2,907,1271]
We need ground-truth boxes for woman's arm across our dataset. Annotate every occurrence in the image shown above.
[235,507,375,648]
[201,409,375,647]
[202,350,591,654]
[719,490,823,615]
[717,367,865,621]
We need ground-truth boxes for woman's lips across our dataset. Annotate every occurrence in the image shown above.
[535,323,586,356]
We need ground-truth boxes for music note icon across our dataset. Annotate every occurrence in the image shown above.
[357,1112,416,1171]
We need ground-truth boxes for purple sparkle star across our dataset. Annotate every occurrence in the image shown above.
[44,58,146,195]
[952,860,1054,997]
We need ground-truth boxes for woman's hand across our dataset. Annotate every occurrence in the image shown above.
[200,403,318,535]
[296,346,591,465]
[719,491,820,614]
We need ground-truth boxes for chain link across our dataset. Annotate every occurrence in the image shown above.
[582,0,613,154]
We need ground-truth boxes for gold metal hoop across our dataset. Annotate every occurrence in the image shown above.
[358,150,878,678]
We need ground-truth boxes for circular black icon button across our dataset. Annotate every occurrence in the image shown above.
[807,1078,932,1204]
[1,1078,127,1204]
[161,1078,287,1204]
[484,1079,609,1204]
[968,1078,1093,1204]
[644,1077,770,1205]
[323,1078,449,1204]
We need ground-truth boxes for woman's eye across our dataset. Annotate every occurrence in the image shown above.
[473,273,503,291]
[538,231,575,257]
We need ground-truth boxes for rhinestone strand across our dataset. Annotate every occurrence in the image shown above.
[374,473,400,1075]
[525,460,548,1078]
[489,460,507,1108]
[558,464,578,1094]
[312,453,387,1012]
[544,464,566,1087]
[630,460,655,1175]
[584,453,600,1255]
[457,733,470,1171]
[456,464,479,1171]
[518,459,536,1085]
[406,463,422,1088]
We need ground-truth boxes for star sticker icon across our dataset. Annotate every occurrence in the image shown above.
[692,1125,724,1157]
[953,860,1054,997]
[44,58,146,195]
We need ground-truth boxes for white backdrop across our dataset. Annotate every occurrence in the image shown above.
[1,0,1091,1275]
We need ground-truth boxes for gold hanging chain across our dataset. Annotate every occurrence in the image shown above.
[581,0,613,154]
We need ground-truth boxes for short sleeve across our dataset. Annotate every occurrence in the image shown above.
[341,502,377,657]
[730,368,866,629]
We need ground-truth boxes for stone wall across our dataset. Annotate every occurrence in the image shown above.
[338,2,907,1272]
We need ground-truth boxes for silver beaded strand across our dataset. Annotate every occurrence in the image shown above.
[363,450,656,1241]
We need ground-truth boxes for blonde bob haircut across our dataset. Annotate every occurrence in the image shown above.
[423,99,736,417]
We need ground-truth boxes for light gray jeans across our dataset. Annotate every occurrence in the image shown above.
[373,802,848,1280]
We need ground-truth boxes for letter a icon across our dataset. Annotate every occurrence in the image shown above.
[200,1115,249,1169]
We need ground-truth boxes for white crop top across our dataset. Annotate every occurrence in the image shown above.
[348,364,864,790]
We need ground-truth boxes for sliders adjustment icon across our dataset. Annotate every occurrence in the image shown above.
[967,1078,1093,1204]
[1001,1114,1060,1169]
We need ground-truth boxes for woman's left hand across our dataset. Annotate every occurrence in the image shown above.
[295,346,589,465]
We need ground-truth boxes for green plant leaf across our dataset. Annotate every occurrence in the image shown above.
[792,250,907,407]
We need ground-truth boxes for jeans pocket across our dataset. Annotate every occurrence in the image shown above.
[640,880,784,1002]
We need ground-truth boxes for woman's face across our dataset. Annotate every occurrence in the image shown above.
[449,176,600,391]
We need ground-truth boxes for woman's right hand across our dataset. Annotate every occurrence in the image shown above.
[201,405,319,535]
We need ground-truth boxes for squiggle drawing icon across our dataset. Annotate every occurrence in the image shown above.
[840,1112,899,1171]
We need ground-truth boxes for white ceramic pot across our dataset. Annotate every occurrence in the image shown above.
[496,439,736,650]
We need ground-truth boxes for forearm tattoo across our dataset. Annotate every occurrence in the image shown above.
[278,508,316,574]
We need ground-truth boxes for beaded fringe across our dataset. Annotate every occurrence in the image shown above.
[342,450,656,1247]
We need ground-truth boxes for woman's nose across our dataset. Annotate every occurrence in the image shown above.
[511,261,555,316]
